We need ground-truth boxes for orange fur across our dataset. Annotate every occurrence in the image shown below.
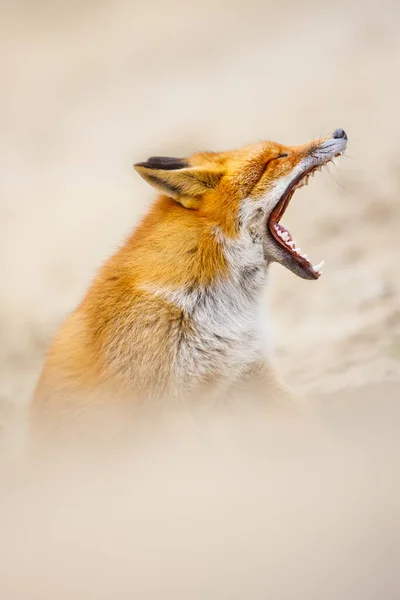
[33,136,332,418]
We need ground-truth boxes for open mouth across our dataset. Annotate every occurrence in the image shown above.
[268,154,343,279]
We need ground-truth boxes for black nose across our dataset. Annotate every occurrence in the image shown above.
[333,128,347,140]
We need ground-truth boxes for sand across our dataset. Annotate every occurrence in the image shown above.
[0,0,399,597]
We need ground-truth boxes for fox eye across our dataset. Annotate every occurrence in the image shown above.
[263,153,289,173]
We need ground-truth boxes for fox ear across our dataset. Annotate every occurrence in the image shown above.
[134,156,223,208]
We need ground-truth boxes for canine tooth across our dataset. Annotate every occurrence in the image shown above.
[287,241,295,248]
[313,260,325,273]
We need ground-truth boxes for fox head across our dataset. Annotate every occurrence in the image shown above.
[134,129,347,280]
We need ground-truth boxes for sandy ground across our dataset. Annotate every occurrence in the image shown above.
[0,1,400,597]
[0,382,399,599]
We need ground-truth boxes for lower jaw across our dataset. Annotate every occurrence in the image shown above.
[267,248,318,280]
[284,256,319,280]
[267,225,320,280]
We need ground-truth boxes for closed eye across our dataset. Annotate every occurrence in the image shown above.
[255,153,290,188]
[265,153,289,169]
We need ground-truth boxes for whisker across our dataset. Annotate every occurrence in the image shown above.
[322,166,345,191]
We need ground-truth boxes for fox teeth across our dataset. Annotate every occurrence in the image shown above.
[294,247,301,254]
[313,260,325,273]
[281,232,290,241]
[287,241,295,249]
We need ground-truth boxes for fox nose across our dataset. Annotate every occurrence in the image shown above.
[333,128,347,140]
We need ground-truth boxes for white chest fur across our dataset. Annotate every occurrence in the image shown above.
[141,205,272,390]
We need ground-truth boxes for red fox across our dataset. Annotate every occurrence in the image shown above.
[33,129,347,414]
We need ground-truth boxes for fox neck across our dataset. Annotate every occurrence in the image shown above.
[139,195,269,324]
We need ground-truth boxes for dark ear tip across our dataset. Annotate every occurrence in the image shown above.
[134,156,189,171]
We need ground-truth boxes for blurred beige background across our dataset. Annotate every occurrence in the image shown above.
[1,3,400,598]
[1,0,400,412]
